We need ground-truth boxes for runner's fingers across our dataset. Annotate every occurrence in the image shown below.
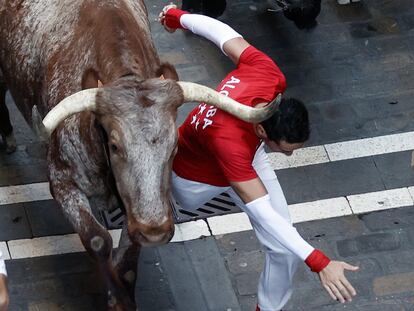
[163,4,176,13]
[335,282,352,301]
[341,278,357,296]
[158,11,167,22]
[329,283,345,303]
[323,284,337,301]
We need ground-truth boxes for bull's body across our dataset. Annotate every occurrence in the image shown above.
[0,1,278,309]
[0,1,177,309]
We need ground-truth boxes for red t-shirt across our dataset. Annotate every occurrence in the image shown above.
[173,46,286,186]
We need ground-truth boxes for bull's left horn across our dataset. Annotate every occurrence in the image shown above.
[177,81,280,123]
[34,89,99,136]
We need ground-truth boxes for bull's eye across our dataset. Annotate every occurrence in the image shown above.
[110,144,118,152]
[151,137,159,144]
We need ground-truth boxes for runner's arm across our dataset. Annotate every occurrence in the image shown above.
[159,5,250,64]
[231,178,358,303]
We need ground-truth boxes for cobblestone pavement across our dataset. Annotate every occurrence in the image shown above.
[1,0,414,310]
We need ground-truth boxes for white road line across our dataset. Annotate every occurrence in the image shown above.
[170,220,210,242]
[0,183,52,206]
[1,131,414,205]
[268,131,414,169]
[288,197,352,223]
[8,234,85,259]
[1,131,414,260]
[326,132,414,162]
[408,186,414,201]
[2,186,413,260]
[0,242,10,260]
[268,145,329,170]
[208,212,252,235]
[348,188,413,214]
[5,222,210,260]
[208,187,414,236]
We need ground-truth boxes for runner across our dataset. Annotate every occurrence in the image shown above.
[159,5,359,311]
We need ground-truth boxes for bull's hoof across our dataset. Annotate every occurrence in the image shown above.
[2,133,17,154]
[107,290,137,311]
[182,0,227,18]
[108,292,117,309]
[123,270,136,285]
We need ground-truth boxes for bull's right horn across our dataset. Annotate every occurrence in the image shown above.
[177,81,280,123]
[32,89,99,137]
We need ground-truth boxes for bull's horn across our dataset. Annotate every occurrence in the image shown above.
[34,89,99,136]
[177,81,280,123]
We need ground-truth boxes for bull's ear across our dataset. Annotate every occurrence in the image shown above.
[156,63,179,81]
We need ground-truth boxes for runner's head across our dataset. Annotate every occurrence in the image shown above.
[258,97,309,155]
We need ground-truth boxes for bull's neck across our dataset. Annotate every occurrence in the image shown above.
[78,112,110,174]
[97,51,161,83]
[95,26,161,81]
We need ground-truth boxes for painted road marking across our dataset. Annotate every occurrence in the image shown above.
[1,131,414,206]
[2,185,413,260]
[268,131,414,169]
[1,131,414,259]
[0,242,10,260]
[0,183,52,205]
[348,188,413,214]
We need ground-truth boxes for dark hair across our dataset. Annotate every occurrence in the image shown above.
[282,0,321,29]
[260,97,310,143]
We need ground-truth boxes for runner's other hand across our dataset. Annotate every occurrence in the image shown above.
[318,261,359,303]
[158,3,178,33]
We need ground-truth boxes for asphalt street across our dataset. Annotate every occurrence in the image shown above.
[1,0,414,310]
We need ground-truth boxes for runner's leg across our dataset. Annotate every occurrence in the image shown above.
[226,145,301,310]
[171,171,229,211]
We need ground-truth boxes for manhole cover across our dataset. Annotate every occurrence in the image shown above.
[102,192,241,229]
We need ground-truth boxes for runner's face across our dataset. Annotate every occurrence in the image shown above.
[264,139,304,156]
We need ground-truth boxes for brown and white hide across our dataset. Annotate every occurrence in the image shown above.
[0,1,179,310]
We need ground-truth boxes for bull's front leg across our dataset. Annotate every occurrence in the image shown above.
[51,181,137,311]
[113,223,141,301]
[0,78,16,154]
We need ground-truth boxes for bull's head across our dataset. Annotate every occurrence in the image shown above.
[33,77,280,246]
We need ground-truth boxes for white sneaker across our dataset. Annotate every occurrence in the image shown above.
[337,0,360,4]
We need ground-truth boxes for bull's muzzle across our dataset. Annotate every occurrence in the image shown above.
[128,218,174,246]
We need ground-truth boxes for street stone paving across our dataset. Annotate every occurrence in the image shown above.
[1,0,414,310]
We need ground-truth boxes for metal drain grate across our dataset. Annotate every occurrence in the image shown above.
[101,192,242,229]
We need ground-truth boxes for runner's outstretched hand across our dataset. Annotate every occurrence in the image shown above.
[318,261,359,303]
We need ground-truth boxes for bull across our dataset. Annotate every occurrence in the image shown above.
[182,0,321,29]
[0,1,277,310]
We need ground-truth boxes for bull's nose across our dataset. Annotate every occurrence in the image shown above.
[128,218,174,246]
[139,230,173,245]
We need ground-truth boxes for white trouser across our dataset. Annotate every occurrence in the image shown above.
[172,144,301,311]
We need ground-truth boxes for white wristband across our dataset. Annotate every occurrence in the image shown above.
[180,14,242,53]
[245,194,314,261]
